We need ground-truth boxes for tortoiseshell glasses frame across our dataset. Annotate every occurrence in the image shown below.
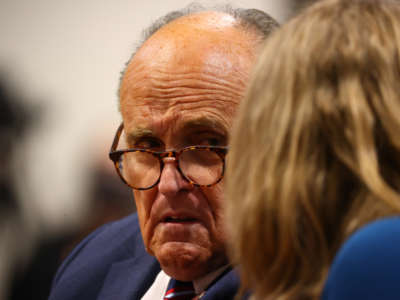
[109,123,229,190]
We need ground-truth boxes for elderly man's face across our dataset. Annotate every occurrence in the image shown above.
[120,11,259,281]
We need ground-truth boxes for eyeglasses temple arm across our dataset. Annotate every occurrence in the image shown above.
[109,122,124,154]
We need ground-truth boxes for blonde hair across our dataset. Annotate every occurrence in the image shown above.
[226,0,400,299]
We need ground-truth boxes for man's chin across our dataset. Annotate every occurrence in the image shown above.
[154,241,211,281]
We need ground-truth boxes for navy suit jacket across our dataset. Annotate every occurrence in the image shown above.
[323,217,400,299]
[48,213,240,300]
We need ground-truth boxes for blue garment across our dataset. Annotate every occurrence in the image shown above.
[323,217,400,299]
[48,213,241,300]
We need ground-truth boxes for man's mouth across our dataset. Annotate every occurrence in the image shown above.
[163,216,197,223]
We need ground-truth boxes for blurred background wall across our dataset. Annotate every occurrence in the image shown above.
[0,0,312,299]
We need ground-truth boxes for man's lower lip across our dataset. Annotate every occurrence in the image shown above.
[160,220,203,228]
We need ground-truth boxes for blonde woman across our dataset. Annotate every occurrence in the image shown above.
[226,0,400,299]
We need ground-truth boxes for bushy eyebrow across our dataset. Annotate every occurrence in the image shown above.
[181,117,228,136]
[125,127,155,146]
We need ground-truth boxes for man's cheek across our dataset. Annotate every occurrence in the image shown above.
[201,186,225,217]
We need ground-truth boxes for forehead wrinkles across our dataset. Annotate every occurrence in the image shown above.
[130,76,244,109]
[121,64,247,117]
[121,71,245,143]
[121,41,253,92]
[129,92,238,135]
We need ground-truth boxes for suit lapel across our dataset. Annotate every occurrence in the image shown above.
[201,268,242,300]
[97,252,160,300]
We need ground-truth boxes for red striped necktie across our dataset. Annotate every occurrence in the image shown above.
[164,279,196,300]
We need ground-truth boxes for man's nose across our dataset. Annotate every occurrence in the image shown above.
[158,158,193,196]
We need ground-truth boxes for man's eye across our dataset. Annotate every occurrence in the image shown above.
[203,137,221,146]
[196,136,224,147]
[134,138,162,150]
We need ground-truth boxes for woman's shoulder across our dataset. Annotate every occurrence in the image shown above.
[322,217,400,300]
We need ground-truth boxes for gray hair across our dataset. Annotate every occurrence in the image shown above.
[118,3,279,101]
[140,3,279,47]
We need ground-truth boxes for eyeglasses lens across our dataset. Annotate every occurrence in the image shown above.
[120,151,160,189]
[179,149,223,185]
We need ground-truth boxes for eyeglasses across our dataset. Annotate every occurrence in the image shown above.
[109,123,229,190]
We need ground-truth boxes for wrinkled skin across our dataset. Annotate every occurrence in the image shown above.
[120,11,259,281]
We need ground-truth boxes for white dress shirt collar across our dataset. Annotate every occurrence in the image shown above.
[141,265,230,299]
